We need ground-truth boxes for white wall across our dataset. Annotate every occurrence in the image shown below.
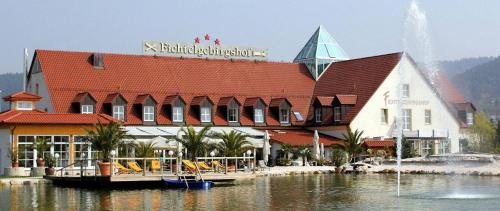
[350,55,461,153]
[0,128,11,175]
[27,62,53,112]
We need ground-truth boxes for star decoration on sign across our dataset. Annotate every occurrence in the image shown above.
[214,38,221,45]
[194,37,200,44]
[204,34,210,40]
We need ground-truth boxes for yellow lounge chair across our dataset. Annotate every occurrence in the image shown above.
[211,160,226,172]
[114,162,131,174]
[151,160,161,172]
[197,161,212,171]
[182,160,198,173]
[127,161,143,173]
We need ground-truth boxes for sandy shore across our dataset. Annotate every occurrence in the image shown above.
[256,166,337,176]
[371,161,500,176]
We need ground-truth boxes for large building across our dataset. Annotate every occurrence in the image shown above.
[1,26,476,172]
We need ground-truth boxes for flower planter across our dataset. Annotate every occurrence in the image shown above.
[98,162,112,176]
[45,167,55,176]
[11,161,19,168]
[37,159,45,167]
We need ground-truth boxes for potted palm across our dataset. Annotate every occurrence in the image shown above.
[44,155,56,175]
[294,145,313,166]
[213,130,251,172]
[331,147,347,173]
[176,125,212,161]
[278,143,293,166]
[10,147,19,167]
[342,128,364,164]
[85,121,128,176]
[34,137,51,167]
[134,140,156,170]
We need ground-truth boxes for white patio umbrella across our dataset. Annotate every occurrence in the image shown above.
[263,130,271,163]
[313,130,320,160]
[176,130,184,156]
[320,143,325,159]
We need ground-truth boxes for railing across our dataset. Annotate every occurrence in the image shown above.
[196,156,256,174]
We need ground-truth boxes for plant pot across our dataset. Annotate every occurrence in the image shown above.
[98,162,112,176]
[45,167,55,176]
[11,161,19,168]
[335,167,343,174]
[37,158,45,167]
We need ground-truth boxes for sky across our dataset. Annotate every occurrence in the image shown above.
[1,0,500,74]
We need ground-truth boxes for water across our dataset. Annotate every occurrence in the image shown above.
[2,174,500,210]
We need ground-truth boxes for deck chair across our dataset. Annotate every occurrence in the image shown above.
[258,160,270,171]
[151,160,161,172]
[127,161,143,173]
[182,160,198,173]
[114,162,131,174]
[211,160,226,172]
[197,161,213,171]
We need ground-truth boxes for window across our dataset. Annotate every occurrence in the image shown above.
[254,108,264,123]
[294,111,304,121]
[16,101,33,110]
[315,108,322,123]
[143,106,154,122]
[113,105,125,121]
[279,109,289,123]
[228,108,238,122]
[81,105,93,114]
[53,136,70,167]
[172,106,183,122]
[402,84,410,98]
[17,136,35,168]
[381,108,388,124]
[334,107,341,121]
[466,112,474,125]
[200,106,211,123]
[402,109,412,130]
[74,136,97,168]
[425,109,431,125]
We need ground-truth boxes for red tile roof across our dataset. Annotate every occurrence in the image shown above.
[314,52,403,123]
[103,93,126,104]
[134,94,157,104]
[163,95,184,105]
[244,97,266,107]
[218,96,240,106]
[336,95,357,104]
[269,130,342,146]
[72,92,96,103]
[2,92,42,102]
[35,50,316,126]
[269,98,291,107]
[0,109,116,125]
[361,138,395,148]
[433,73,467,103]
[316,96,334,106]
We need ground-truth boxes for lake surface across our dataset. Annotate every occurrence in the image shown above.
[2,174,500,210]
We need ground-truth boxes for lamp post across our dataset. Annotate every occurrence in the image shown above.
[168,150,174,174]
[110,150,116,176]
[210,151,215,169]
[54,153,60,176]
[246,150,252,171]
[81,152,86,176]
[178,152,183,175]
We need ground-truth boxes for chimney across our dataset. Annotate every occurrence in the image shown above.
[92,53,104,69]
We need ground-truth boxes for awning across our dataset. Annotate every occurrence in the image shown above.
[268,129,342,146]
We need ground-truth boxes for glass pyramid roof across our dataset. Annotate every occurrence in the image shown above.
[294,25,349,62]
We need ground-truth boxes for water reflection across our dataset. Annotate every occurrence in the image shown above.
[2,174,500,210]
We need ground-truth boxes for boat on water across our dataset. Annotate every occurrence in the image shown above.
[162,176,214,189]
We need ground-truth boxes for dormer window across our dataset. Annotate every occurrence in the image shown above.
[172,106,183,122]
[244,97,267,125]
[315,108,322,122]
[218,97,241,125]
[466,112,474,126]
[333,95,357,122]
[113,105,125,121]
[201,106,211,122]
[270,98,292,125]
[164,95,186,124]
[228,107,238,122]
[81,105,93,114]
[143,106,155,122]
[16,101,33,110]
[72,92,96,114]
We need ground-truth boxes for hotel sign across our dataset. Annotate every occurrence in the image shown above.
[143,41,267,60]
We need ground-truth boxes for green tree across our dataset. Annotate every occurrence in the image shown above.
[495,121,500,148]
[176,125,212,161]
[342,128,364,163]
[331,147,347,168]
[294,145,313,166]
[280,143,293,160]
[33,136,51,160]
[85,121,130,162]
[213,130,251,157]
[402,137,416,158]
[470,112,496,152]
[134,141,156,158]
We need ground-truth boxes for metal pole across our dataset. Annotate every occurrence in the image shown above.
[142,158,146,176]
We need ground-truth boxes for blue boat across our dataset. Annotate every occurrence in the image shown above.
[162,178,214,189]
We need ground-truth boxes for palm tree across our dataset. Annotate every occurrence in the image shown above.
[295,144,313,166]
[85,121,130,162]
[213,130,252,157]
[176,125,212,161]
[134,141,156,158]
[280,143,293,160]
[342,128,364,163]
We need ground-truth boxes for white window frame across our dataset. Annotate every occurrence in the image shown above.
[381,108,388,124]
[279,108,289,124]
[334,107,341,122]
[200,107,211,123]
[466,112,474,125]
[143,106,155,122]
[315,108,322,123]
[16,101,33,110]
[425,109,431,125]
[228,108,238,123]
[254,108,264,123]
[113,105,125,121]
[402,109,412,130]
[172,106,183,123]
[81,105,93,114]
[402,84,410,98]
